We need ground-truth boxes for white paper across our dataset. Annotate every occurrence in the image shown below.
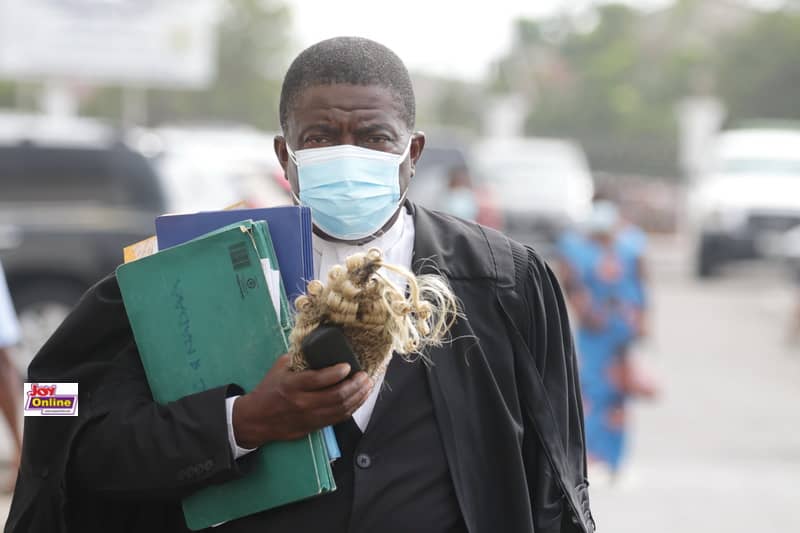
[260,259,282,319]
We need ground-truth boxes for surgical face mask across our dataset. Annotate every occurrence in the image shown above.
[443,188,479,221]
[286,140,412,241]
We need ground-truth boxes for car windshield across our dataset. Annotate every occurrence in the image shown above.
[479,158,579,210]
[0,145,163,209]
[719,158,800,175]
[154,152,244,213]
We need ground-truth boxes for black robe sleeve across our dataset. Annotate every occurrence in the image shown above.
[513,246,592,532]
[5,275,255,533]
[67,340,253,501]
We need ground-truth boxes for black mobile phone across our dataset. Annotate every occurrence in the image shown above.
[300,325,362,379]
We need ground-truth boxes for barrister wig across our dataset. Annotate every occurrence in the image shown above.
[288,248,458,378]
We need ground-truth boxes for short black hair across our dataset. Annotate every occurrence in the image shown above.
[279,37,415,131]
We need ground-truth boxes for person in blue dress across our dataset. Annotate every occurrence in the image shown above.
[616,221,649,338]
[557,201,649,479]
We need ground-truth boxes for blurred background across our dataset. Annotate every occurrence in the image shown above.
[1,0,799,530]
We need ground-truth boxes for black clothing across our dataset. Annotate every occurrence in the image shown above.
[221,351,465,533]
[345,353,466,533]
[208,420,357,533]
[6,204,594,533]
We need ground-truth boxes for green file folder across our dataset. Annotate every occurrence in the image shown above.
[117,220,334,530]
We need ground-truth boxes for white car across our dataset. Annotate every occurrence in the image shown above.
[128,125,292,214]
[688,127,800,277]
[471,137,594,254]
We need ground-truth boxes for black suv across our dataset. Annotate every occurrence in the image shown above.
[0,138,166,373]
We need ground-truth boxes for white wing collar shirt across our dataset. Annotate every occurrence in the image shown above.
[312,205,415,432]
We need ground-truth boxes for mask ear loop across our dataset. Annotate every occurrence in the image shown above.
[284,142,301,205]
[285,143,299,165]
[396,138,414,208]
[397,184,410,206]
[399,137,413,162]
[397,136,415,204]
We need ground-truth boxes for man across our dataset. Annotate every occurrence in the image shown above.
[441,165,479,221]
[7,37,593,533]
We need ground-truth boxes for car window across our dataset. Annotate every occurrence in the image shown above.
[477,155,580,201]
[154,151,252,213]
[719,158,800,175]
[472,140,593,216]
[1,146,112,202]
[488,162,574,208]
[113,147,167,211]
[407,146,470,210]
[415,147,467,175]
[0,145,164,210]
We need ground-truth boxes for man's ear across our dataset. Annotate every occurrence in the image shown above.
[410,131,426,177]
[274,135,289,174]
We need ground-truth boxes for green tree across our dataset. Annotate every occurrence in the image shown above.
[493,4,715,177]
[414,75,483,132]
[0,82,14,108]
[716,11,800,125]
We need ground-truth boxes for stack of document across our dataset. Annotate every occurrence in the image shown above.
[154,206,340,464]
[117,215,336,530]
[155,206,314,303]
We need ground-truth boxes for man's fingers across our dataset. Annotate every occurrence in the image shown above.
[294,372,372,411]
[288,363,353,391]
[332,372,373,413]
[312,379,375,423]
[343,378,374,414]
[320,371,371,406]
[271,353,292,372]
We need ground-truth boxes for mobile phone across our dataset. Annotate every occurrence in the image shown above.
[300,325,362,379]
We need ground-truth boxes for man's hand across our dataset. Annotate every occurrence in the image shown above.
[232,354,373,449]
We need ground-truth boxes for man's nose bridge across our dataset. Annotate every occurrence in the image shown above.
[339,131,358,145]
[339,118,359,146]
[324,108,358,145]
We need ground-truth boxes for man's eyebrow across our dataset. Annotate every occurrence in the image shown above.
[298,124,339,137]
[353,123,398,135]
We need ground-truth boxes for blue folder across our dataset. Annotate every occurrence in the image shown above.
[156,206,314,304]
[155,206,340,461]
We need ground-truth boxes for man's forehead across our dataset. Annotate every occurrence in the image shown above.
[288,83,405,123]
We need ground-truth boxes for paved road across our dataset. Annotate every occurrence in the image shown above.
[591,243,800,532]
[1,238,798,530]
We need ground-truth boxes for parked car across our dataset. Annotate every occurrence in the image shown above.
[471,137,594,255]
[407,133,502,229]
[687,127,800,277]
[0,113,167,373]
[1,117,297,373]
[128,125,292,212]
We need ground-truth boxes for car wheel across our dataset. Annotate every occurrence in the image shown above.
[9,282,85,377]
[696,241,721,279]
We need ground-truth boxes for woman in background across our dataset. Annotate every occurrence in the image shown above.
[557,201,649,482]
[441,165,479,221]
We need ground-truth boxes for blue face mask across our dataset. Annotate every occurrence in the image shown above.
[287,141,412,241]
[443,188,479,221]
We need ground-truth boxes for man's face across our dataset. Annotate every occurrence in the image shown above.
[274,83,425,215]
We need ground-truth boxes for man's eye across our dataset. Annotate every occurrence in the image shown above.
[365,136,390,144]
[304,136,330,146]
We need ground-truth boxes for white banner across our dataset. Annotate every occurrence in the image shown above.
[0,0,222,89]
